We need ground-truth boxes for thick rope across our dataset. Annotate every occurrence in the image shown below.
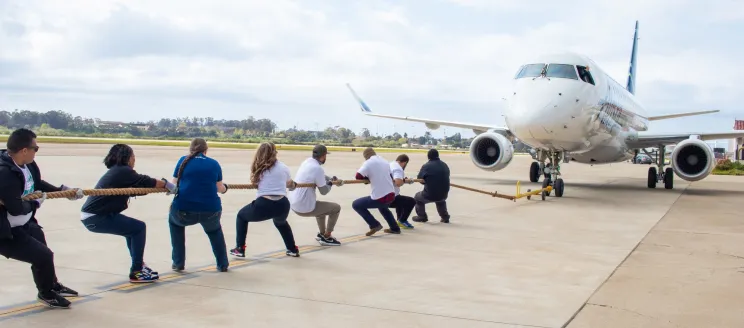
[16,179,425,201]
[449,183,516,201]
[7,179,517,203]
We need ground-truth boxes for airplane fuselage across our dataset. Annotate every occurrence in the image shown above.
[348,20,741,195]
[503,53,649,164]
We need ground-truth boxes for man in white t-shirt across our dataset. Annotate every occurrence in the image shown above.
[351,147,400,236]
[388,154,416,229]
[288,145,342,246]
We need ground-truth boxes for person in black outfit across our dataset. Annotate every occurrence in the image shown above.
[80,144,176,283]
[412,149,451,223]
[0,128,83,309]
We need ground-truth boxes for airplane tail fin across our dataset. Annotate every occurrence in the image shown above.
[346,83,372,112]
[626,20,639,95]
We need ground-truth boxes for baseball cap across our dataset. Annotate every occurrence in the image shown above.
[312,144,330,158]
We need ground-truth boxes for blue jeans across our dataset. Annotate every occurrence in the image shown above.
[352,196,400,232]
[82,213,146,273]
[169,206,228,270]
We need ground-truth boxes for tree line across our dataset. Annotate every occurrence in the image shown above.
[0,109,485,149]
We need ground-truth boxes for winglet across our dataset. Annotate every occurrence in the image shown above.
[346,83,372,112]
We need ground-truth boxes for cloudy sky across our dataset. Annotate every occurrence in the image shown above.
[1,0,742,141]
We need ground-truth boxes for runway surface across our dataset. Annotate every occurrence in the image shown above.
[1,144,742,327]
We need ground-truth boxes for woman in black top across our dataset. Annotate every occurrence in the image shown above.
[80,144,176,283]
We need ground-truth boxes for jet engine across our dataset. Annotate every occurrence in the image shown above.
[469,131,514,171]
[670,137,715,182]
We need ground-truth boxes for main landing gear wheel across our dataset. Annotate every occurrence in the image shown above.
[529,162,540,183]
[664,167,674,189]
[647,167,657,188]
[644,145,674,190]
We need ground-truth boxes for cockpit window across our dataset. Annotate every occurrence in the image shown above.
[577,65,595,85]
[545,64,578,80]
[515,63,545,79]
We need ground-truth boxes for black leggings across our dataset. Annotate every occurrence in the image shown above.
[0,220,58,294]
[235,196,296,251]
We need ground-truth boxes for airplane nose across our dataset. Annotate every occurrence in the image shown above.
[507,81,561,134]
[505,78,584,145]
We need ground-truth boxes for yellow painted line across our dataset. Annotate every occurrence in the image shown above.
[0,233,383,318]
[224,259,255,269]
[0,297,86,318]
[341,235,370,243]
[299,245,321,252]
[267,252,288,259]
[114,273,191,291]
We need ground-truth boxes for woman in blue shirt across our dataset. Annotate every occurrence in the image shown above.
[168,138,229,272]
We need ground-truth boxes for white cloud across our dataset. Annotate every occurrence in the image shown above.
[0,0,742,137]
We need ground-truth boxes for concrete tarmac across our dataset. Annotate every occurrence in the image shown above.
[1,143,742,327]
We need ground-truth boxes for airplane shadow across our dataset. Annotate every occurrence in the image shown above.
[682,188,744,197]
[452,176,744,197]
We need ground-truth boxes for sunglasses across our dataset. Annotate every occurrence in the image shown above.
[27,146,39,152]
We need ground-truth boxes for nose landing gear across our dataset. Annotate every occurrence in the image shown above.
[529,150,565,197]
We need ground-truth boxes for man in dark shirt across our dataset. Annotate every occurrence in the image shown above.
[412,149,451,223]
[0,128,82,309]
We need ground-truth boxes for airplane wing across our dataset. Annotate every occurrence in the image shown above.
[627,131,744,149]
[647,110,720,121]
[346,83,511,136]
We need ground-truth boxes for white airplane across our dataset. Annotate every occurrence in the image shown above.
[346,21,744,197]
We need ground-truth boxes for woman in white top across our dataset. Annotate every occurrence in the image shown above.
[230,142,300,258]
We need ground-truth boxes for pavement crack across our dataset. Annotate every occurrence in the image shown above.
[588,303,680,326]
[644,243,672,248]
[560,180,690,328]
[715,252,744,261]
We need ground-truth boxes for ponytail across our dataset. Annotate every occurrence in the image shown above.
[175,138,208,189]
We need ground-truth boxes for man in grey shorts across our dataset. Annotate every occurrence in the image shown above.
[288,145,343,246]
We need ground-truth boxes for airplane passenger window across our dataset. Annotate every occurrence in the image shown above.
[515,64,546,79]
[577,65,595,85]
[545,64,578,80]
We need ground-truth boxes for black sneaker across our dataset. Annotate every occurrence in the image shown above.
[286,247,300,257]
[384,228,401,234]
[440,217,450,223]
[53,282,78,297]
[172,264,185,272]
[37,291,71,309]
[129,270,157,283]
[318,235,341,246]
[217,266,228,272]
[230,245,246,257]
[142,263,159,279]
[412,216,428,223]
